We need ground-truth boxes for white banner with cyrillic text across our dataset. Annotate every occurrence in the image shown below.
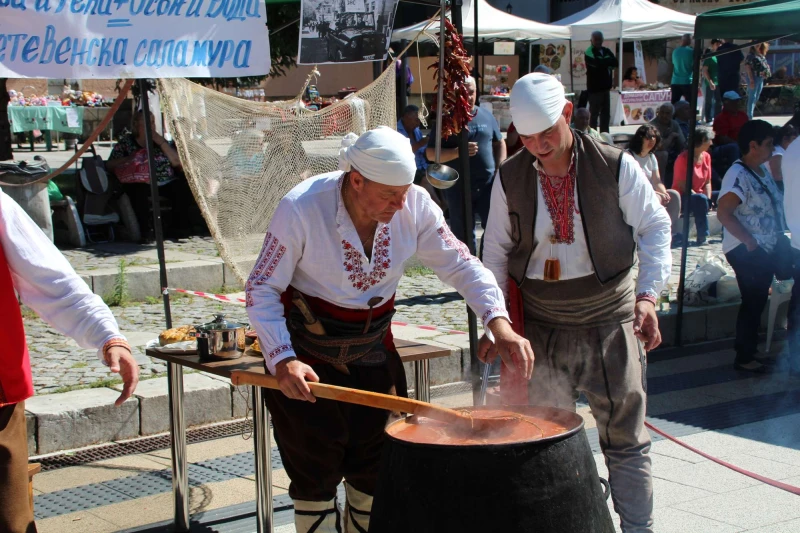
[0,0,270,78]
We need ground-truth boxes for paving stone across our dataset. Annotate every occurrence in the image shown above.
[26,412,36,456]
[25,388,139,454]
[672,482,800,530]
[124,331,160,347]
[114,373,232,435]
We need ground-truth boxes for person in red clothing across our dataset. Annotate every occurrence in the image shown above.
[711,91,748,186]
[0,190,139,533]
[714,92,749,145]
[674,126,715,245]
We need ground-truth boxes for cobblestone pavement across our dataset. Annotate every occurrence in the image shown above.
[26,237,724,393]
[61,236,220,271]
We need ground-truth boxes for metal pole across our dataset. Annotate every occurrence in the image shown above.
[433,0,446,165]
[399,40,409,114]
[252,386,273,533]
[140,80,185,530]
[473,0,479,86]
[166,363,188,531]
[451,0,480,405]
[618,34,624,91]
[569,40,575,93]
[675,42,704,347]
[528,41,532,74]
[414,360,431,402]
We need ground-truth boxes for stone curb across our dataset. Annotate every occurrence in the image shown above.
[76,258,246,301]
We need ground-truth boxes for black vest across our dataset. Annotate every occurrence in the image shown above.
[498,130,636,287]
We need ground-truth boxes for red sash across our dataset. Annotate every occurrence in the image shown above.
[280,287,396,365]
[0,243,32,407]
[500,281,529,405]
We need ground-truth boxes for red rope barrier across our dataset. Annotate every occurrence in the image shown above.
[645,421,800,496]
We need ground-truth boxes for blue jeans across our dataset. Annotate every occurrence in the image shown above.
[702,83,721,122]
[689,193,709,240]
[443,181,492,255]
[747,76,764,119]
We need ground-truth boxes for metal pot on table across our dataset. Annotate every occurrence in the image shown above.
[195,314,247,360]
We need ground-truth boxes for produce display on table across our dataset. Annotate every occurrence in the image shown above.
[7,85,109,107]
[429,17,474,138]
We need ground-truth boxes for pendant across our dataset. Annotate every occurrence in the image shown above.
[544,235,560,281]
[544,258,561,281]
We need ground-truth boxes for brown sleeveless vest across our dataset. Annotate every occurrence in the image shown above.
[498,130,636,287]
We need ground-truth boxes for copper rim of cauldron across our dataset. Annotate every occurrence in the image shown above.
[385,405,585,449]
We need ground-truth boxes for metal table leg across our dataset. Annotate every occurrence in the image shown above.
[414,359,431,403]
[167,363,190,531]
[252,386,273,533]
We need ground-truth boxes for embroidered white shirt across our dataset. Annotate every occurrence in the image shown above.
[0,190,125,361]
[246,172,509,374]
[483,151,672,300]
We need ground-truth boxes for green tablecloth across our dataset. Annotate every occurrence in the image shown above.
[8,106,84,134]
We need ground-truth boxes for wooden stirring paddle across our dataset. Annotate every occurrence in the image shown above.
[230,370,508,432]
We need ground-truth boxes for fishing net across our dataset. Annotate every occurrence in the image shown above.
[158,66,397,284]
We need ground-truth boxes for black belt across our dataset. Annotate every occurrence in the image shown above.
[286,307,395,366]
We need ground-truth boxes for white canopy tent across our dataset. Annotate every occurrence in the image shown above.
[392,0,571,42]
[553,0,696,88]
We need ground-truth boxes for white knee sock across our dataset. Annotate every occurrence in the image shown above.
[294,498,342,533]
[344,483,373,533]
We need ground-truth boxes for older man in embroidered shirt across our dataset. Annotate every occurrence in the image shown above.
[0,190,138,533]
[246,126,532,533]
[482,73,671,533]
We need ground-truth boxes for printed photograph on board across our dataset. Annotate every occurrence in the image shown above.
[298,0,400,64]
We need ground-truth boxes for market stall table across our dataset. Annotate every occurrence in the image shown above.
[8,106,85,151]
[145,337,451,532]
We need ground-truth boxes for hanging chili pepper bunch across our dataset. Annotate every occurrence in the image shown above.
[428,17,475,138]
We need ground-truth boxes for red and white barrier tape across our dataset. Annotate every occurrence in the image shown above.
[163,288,468,335]
[165,287,246,305]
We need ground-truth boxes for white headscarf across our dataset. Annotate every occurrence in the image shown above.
[338,126,417,186]
[510,73,567,135]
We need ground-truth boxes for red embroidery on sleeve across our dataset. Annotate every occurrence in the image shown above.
[266,344,293,360]
[481,306,506,324]
[245,232,287,307]
[437,225,476,262]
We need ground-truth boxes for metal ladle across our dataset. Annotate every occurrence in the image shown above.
[426,0,460,191]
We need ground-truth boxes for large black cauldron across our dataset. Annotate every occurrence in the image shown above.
[369,406,614,533]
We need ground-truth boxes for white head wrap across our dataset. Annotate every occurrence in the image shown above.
[337,126,417,186]
[510,73,567,135]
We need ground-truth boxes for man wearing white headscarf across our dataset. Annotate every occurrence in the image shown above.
[246,126,533,533]
[482,74,672,533]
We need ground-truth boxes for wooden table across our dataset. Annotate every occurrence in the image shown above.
[146,338,451,532]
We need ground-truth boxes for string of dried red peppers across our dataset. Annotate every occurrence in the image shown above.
[428,18,475,138]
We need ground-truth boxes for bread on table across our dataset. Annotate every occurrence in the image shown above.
[159,325,196,346]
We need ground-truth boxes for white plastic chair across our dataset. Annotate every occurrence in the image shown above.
[766,279,794,352]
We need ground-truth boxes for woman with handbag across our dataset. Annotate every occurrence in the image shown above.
[718,120,789,373]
